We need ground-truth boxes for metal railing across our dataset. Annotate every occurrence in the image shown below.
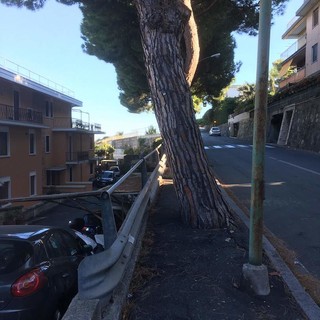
[0,56,74,97]
[0,103,43,124]
[71,119,102,132]
[0,146,167,312]
[66,151,91,163]
[77,148,167,299]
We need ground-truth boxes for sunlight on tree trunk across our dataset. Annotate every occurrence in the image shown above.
[135,0,231,228]
[183,0,200,85]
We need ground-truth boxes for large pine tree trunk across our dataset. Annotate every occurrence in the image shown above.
[135,0,231,228]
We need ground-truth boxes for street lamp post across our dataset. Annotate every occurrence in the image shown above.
[242,0,272,296]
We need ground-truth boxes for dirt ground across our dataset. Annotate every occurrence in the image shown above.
[114,174,142,193]
[122,181,305,320]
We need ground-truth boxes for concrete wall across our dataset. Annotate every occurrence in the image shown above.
[223,77,320,153]
[268,81,320,153]
[227,111,254,140]
[236,118,254,140]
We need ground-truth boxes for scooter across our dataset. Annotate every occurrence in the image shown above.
[82,213,103,237]
[68,217,104,253]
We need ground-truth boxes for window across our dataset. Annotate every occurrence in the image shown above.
[0,241,33,275]
[46,233,67,258]
[0,127,9,156]
[29,130,36,155]
[0,177,10,202]
[45,135,50,153]
[90,163,94,175]
[312,43,318,63]
[313,7,319,28]
[69,167,73,182]
[46,231,79,258]
[45,101,53,118]
[30,172,36,196]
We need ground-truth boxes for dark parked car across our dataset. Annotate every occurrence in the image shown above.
[0,225,91,320]
[209,126,221,136]
[92,170,116,189]
[109,165,121,178]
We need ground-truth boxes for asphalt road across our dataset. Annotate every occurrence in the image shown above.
[202,131,320,279]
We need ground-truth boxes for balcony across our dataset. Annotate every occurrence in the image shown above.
[53,117,102,133]
[281,36,306,61]
[72,119,102,131]
[0,103,43,124]
[66,151,91,164]
[279,67,306,89]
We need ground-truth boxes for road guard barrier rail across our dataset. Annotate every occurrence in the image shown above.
[63,148,167,319]
[1,146,167,319]
[78,149,167,299]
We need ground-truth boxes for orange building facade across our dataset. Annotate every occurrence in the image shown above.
[280,0,320,87]
[0,60,103,206]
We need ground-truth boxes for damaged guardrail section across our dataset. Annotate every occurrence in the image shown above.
[63,150,167,319]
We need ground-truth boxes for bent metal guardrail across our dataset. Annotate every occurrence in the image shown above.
[77,152,167,300]
[0,146,167,317]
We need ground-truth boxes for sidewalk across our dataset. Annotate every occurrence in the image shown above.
[122,180,310,320]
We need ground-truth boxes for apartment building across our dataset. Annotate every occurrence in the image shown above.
[280,0,320,87]
[0,59,103,206]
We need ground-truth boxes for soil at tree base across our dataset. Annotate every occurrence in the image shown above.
[123,181,305,320]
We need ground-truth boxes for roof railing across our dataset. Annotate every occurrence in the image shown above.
[0,56,74,97]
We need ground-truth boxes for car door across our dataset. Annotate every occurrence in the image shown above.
[44,230,81,298]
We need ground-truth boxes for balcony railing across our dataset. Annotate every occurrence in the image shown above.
[66,151,90,163]
[71,119,102,132]
[286,16,300,30]
[279,67,306,88]
[0,57,74,97]
[0,104,43,124]
[52,117,102,132]
[281,36,306,61]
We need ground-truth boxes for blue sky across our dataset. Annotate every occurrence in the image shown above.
[0,0,302,137]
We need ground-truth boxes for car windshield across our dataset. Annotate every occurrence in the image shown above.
[212,127,220,130]
[101,171,113,178]
[0,240,33,275]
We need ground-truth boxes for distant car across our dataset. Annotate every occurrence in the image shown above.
[109,165,121,177]
[92,170,116,189]
[209,126,221,136]
[0,225,91,320]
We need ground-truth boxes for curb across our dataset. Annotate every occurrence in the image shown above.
[218,182,320,320]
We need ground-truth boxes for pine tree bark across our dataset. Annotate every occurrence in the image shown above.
[134,0,232,228]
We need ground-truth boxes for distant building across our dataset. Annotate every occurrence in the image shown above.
[0,58,104,206]
[101,133,161,161]
[279,0,320,88]
[104,133,160,151]
[226,85,241,98]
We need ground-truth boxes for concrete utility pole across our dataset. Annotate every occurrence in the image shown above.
[242,0,271,295]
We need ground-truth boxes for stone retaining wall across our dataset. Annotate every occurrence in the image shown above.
[268,83,320,153]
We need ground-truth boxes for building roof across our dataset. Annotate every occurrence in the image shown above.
[0,60,82,107]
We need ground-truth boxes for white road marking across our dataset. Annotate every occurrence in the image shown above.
[269,157,320,176]
[278,160,320,176]
[205,144,274,150]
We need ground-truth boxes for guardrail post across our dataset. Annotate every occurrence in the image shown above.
[100,192,117,250]
[141,158,148,188]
